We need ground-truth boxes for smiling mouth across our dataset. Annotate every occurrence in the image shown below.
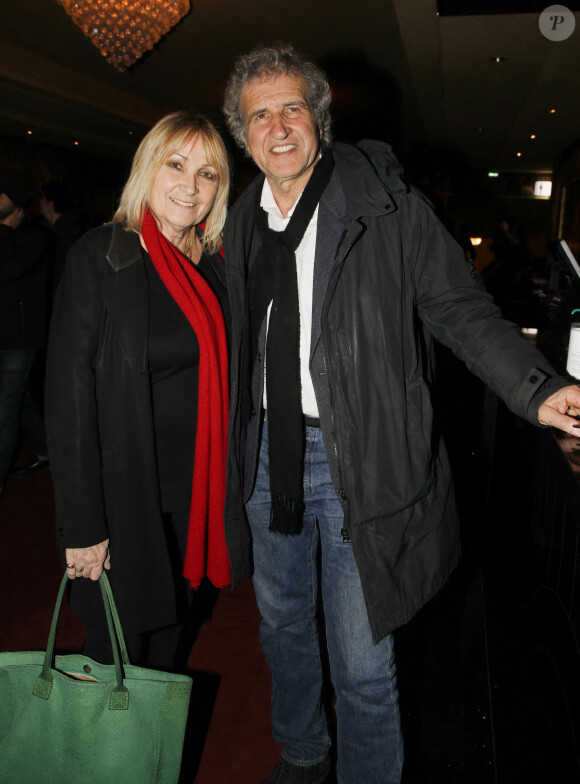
[170,197,196,207]
[271,144,296,153]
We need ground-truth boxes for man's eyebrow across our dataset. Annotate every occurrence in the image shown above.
[247,99,309,121]
[283,99,309,109]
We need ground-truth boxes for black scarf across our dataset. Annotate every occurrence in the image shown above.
[248,150,334,535]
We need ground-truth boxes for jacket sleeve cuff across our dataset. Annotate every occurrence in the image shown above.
[526,372,575,426]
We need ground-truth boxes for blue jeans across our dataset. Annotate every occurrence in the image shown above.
[246,421,403,783]
[0,348,45,486]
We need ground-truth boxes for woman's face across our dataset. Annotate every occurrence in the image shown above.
[148,135,219,242]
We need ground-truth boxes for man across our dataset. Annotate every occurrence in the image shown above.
[8,181,79,481]
[39,180,82,293]
[221,44,580,784]
[0,175,50,499]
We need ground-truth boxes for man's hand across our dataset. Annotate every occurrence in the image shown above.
[538,385,580,435]
[65,539,110,581]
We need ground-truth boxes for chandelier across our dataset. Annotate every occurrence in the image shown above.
[57,0,190,71]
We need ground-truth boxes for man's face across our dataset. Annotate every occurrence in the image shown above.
[241,73,321,195]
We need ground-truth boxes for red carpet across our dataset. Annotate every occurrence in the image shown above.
[0,431,498,783]
[0,468,282,783]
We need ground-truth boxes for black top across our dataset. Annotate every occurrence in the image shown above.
[145,248,229,512]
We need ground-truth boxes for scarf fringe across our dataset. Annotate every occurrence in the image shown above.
[269,493,306,536]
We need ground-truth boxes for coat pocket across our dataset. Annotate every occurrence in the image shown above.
[399,377,435,504]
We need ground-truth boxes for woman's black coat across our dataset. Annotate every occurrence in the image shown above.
[46,223,246,634]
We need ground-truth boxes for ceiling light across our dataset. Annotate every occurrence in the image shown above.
[470,238,483,246]
[490,56,507,63]
[530,134,536,139]
[517,152,522,157]
[488,171,499,177]
[550,108,557,114]
[57,0,190,71]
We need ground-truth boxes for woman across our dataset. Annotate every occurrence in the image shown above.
[46,111,231,671]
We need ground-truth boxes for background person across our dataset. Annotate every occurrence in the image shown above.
[39,180,83,293]
[483,216,532,307]
[221,43,580,784]
[46,111,232,671]
[10,180,84,481]
[0,174,50,502]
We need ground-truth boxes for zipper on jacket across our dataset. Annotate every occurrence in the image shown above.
[339,491,350,542]
[321,339,350,538]
[319,222,363,538]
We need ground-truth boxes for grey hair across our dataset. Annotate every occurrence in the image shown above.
[223,42,332,151]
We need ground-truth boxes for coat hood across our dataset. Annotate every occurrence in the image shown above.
[331,140,408,219]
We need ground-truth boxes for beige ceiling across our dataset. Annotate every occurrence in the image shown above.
[0,0,579,173]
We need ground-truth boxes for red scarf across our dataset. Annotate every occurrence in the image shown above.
[141,209,231,589]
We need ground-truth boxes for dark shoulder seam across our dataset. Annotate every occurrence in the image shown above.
[106,222,142,271]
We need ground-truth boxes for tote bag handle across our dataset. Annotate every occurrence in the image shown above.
[32,571,131,709]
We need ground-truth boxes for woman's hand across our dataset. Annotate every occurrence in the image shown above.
[65,539,110,581]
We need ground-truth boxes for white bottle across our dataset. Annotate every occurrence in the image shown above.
[567,323,580,379]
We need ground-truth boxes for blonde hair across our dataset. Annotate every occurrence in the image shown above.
[114,111,230,255]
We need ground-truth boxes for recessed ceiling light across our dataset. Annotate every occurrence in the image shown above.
[74,141,79,146]
[27,130,32,135]
[517,152,522,157]
[488,172,499,177]
[530,134,536,139]
[550,108,557,114]
[490,56,507,63]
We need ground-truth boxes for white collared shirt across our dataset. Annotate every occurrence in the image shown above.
[260,177,319,418]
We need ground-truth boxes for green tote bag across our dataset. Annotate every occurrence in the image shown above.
[0,571,192,784]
